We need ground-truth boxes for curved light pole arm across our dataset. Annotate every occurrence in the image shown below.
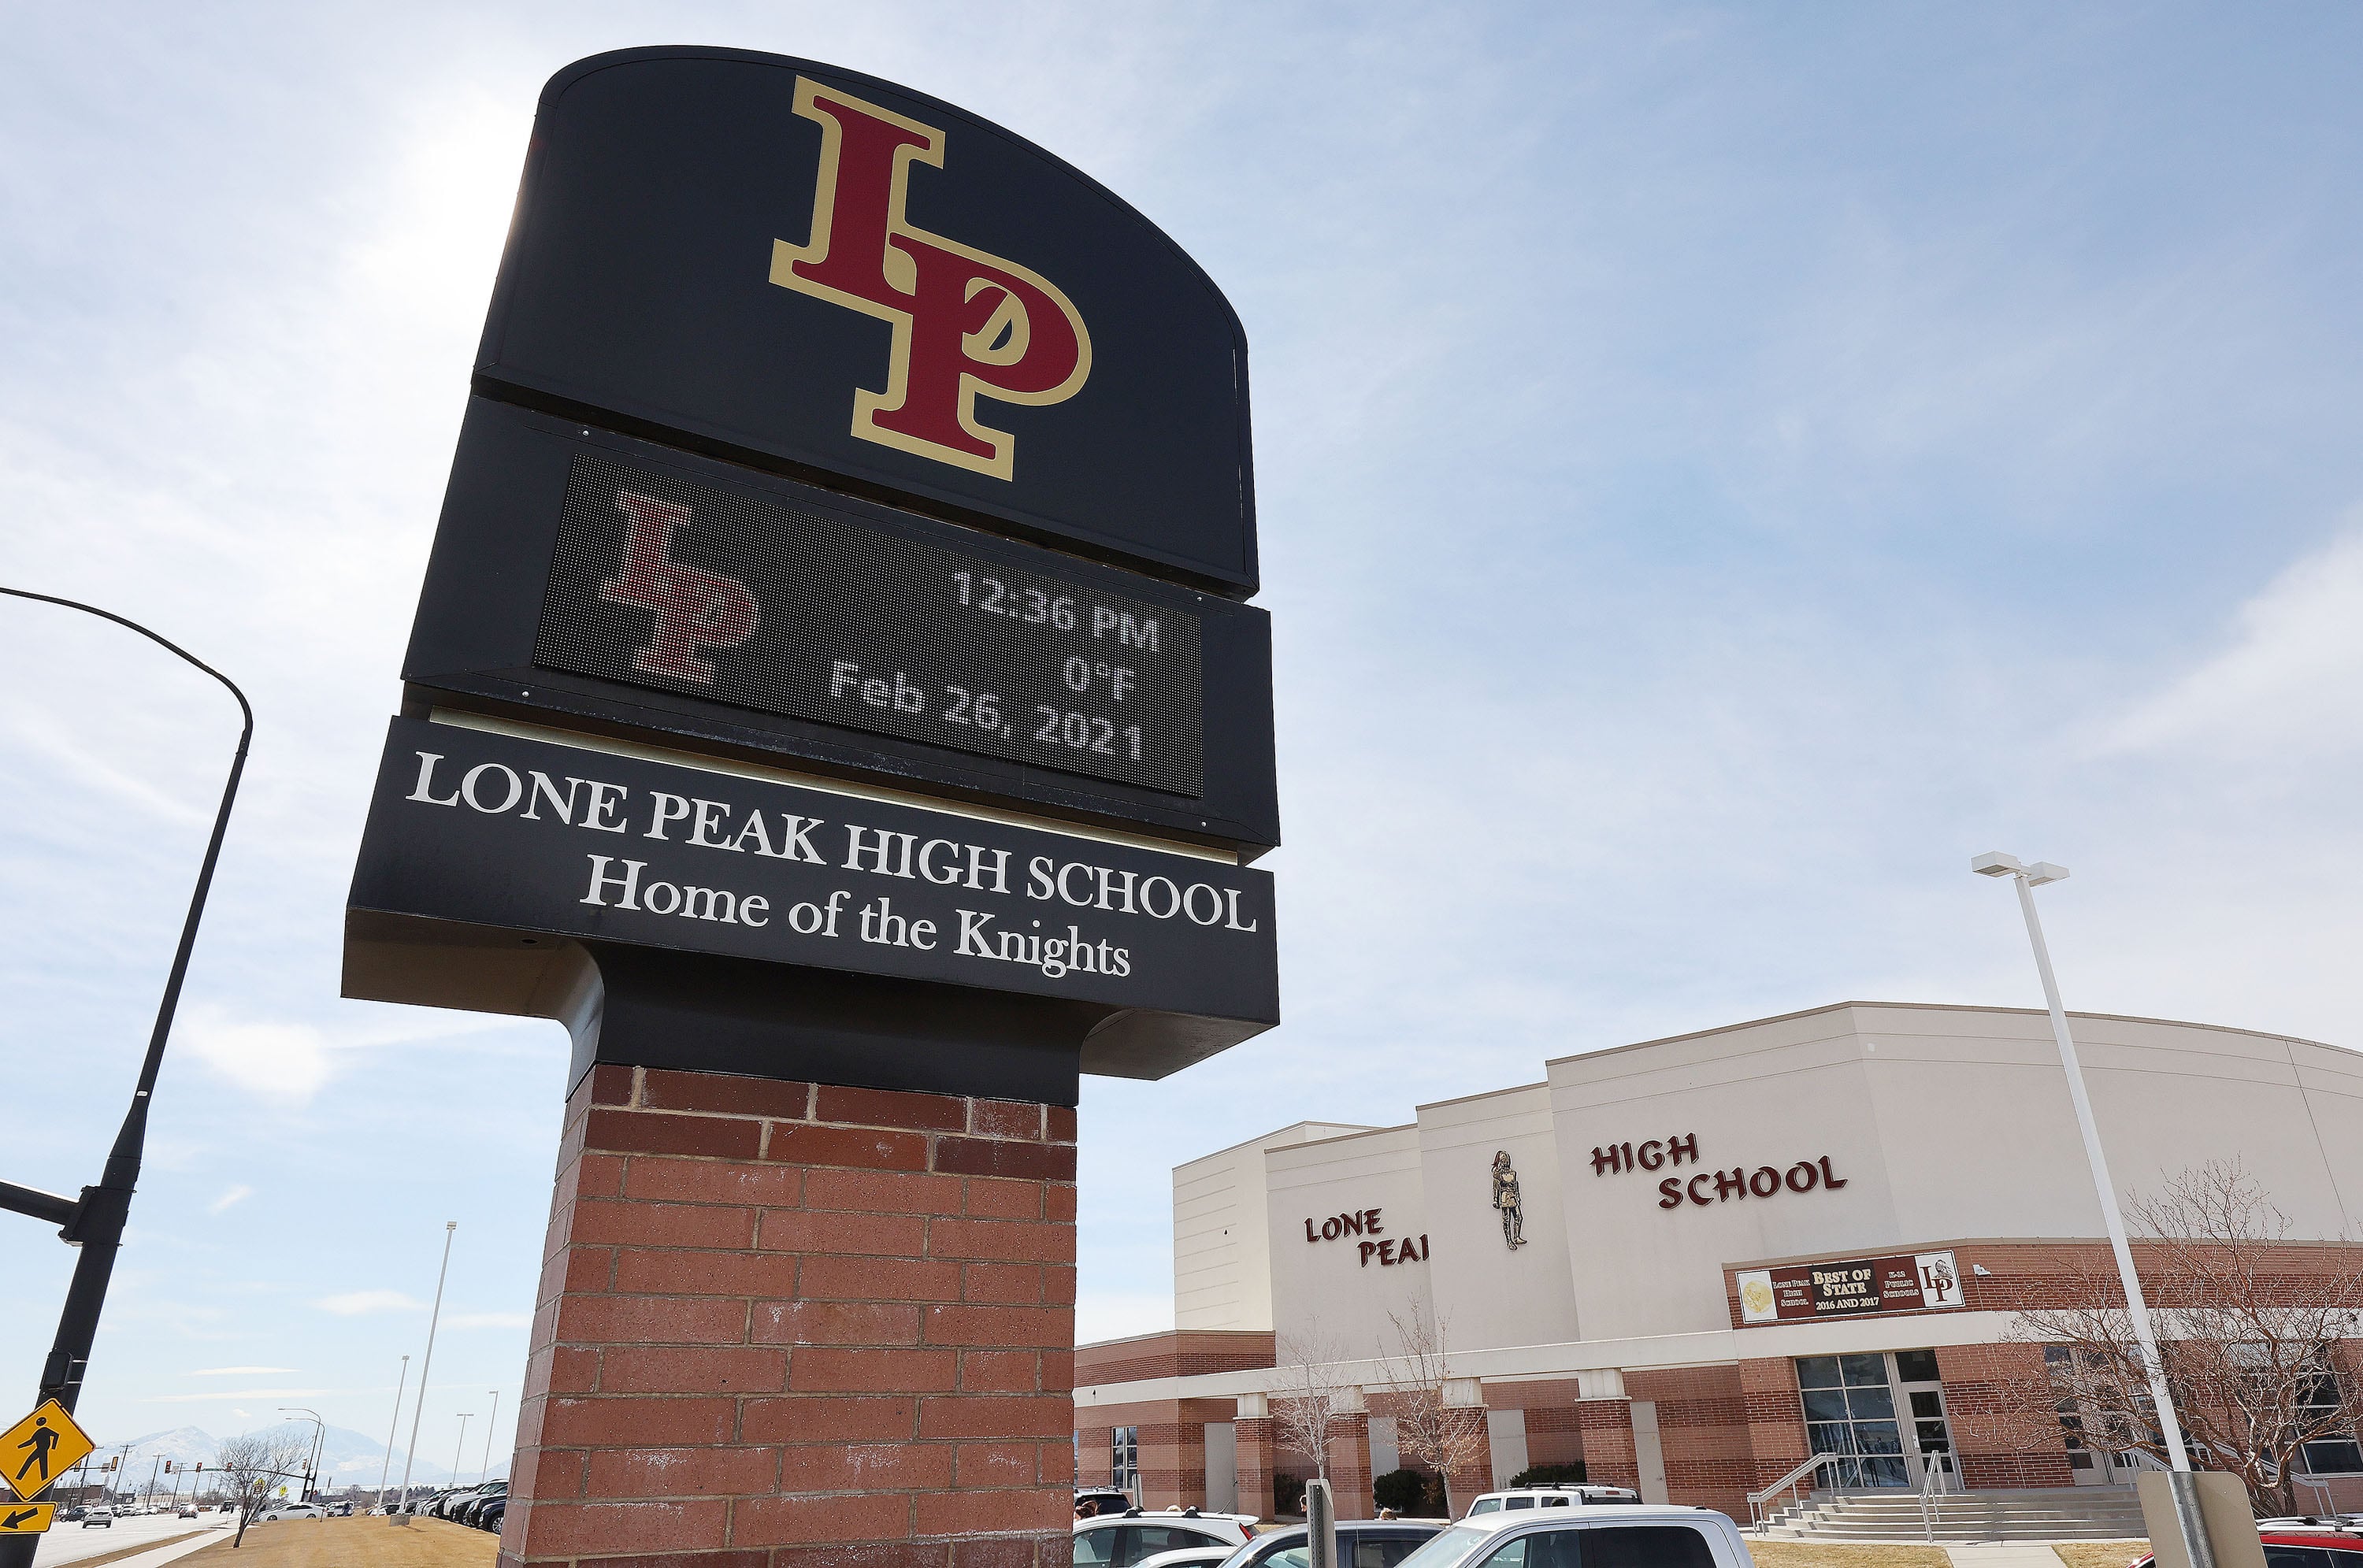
[0,585,252,1568]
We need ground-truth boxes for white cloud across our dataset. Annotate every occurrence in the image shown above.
[313,1289,422,1317]
[177,1003,525,1106]
[184,1006,332,1102]
[2104,522,2363,760]
[188,1366,293,1376]
[207,1185,253,1215]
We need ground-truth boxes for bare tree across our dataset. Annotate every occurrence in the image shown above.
[1272,1329,1352,1485]
[215,1430,312,1548]
[2003,1160,2363,1514]
[1377,1301,1493,1518]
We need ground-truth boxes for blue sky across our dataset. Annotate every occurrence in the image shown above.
[6,2,2363,1475]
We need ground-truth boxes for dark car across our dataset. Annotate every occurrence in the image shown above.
[458,1485,508,1529]
[1211,1520,1445,1568]
[480,1496,509,1534]
[1077,1489,1137,1518]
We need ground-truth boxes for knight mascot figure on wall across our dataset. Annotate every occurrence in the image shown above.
[1492,1150,1527,1249]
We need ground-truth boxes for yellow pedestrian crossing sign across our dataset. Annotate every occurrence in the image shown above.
[0,1503,54,1534]
[2,1400,93,1500]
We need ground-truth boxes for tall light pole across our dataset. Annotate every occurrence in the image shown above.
[1972,852,2214,1568]
[479,1390,501,1485]
[392,1221,457,1525]
[0,588,251,1568]
[376,1355,410,1509]
[451,1414,473,1489]
[278,1408,325,1502]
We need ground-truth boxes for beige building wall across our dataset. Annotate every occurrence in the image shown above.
[1267,1125,1433,1359]
[1175,1121,1373,1331]
[1415,1084,1580,1351]
[1546,1003,2363,1342]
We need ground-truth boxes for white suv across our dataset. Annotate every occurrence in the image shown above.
[1463,1486,1641,1518]
[1399,1503,1752,1568]
[1074,1507,1256,1566]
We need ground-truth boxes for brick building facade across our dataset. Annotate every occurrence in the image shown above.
[1074,1003,2363,1522]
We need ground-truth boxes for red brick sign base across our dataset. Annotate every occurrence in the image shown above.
[501,1063,1078,1568]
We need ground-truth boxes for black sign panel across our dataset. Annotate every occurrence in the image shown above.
[478,48,1257,595]
[402,398,1278,851]
[347,718,1278,1065]
[534,452,1203,795]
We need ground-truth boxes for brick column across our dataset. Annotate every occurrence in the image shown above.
[1325,1411,1371,1517]
[1738,1355,1809,1492]
[1441,1407,1491,1514]
[1575,1400,1639,1492]
[1235,1399,1274,1522]
[503,1063,1076,1568]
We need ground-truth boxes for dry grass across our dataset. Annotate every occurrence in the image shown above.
[2052,1542,2151,1568]
[1745,1542,1953,1568]
[177,1514,496,1568]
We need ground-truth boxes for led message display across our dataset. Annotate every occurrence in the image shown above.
[534,453,1204,796]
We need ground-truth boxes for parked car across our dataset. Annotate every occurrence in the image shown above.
[1397,1503,1749,1568]
[458,1484,509,1528]
[80,1507,114,1529]
[1078,1488,1141,1518]
[255,1502,328,1522]
[440,1485,495,1522]
[1076,1507,1257,1566]
[480,1496,509,1534]
[2133,1526,2363,1568]
[179,1504,200,1518]
[1462,1486,1641,1518]
[1195,1518,1448,1568]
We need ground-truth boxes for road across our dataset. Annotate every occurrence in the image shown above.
[31,1511,232,1567]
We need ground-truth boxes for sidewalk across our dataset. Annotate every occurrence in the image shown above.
[1946,1548,2080,1568]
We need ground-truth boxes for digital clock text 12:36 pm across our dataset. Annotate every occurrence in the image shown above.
[532,454,1206,795]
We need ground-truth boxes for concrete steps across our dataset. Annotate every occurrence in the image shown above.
[1755,1487,2148,1543]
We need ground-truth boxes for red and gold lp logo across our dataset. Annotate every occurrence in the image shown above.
[770,80,1092,481]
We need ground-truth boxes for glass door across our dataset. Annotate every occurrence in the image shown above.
[1797,1355,1909,1488]
[2046,1346,2142,1485]
[1893,1349,1956,1487]
[1797,1351,1955,1490]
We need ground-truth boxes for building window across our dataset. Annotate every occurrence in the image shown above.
[2299,1371,2363,1476]
[1112,1425,1140,1499]
[1797,1355,1908,1488]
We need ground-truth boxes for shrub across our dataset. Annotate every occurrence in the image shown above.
[1373,1468,1443,1514]
[1508,1462,1587,1489]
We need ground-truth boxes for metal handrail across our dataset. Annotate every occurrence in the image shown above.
[1747,1454,1844,1525]
[1918,1451,1962,1542]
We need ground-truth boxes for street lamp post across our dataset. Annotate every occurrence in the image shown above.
[392,1221,458,1526]
[280,1409,325,1503]
[451,1415,473,1490]
[0,587,252,1568]
[479,1390,501,1485]
[1972,851,2215,1568]
[377,1355,410,1510]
